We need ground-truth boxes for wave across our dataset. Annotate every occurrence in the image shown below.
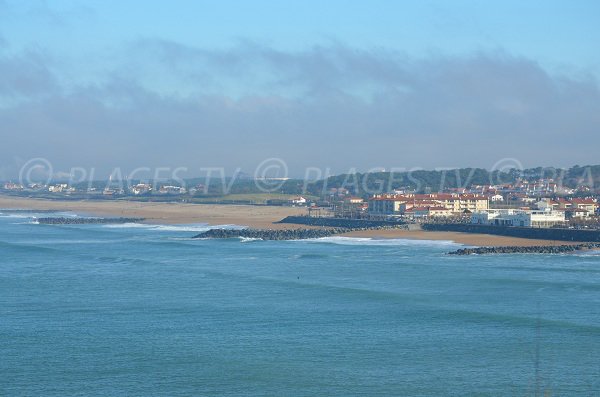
[294,253,330,259]
[301,236,462,247]
[571,250,600,257]
[0,240,59,253]
[239,237,262,242]
[102,222,246,232]
[0,213,35,219]
[15,238,129,245]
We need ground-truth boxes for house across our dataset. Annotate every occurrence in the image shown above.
[344,197,364,204]
[289,196,307,206]
[489,194,504,202]
[158,185,186,194]
[48,184,68,193]
[405,206,453,219]
[554,198,572,209]
[368,195,408,216]
[131,183,152,195]
[3,182,24,190]
[570,198,598,213]
[536,199,559,211]
[564,208,589,219]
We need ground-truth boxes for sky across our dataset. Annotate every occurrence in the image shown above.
[1,0,599,179]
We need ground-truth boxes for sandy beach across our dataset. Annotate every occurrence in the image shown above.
[0,195,583,246]
[0,195,307,229]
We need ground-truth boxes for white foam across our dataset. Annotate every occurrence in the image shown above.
[14,238,125,245]
[102,223,246,233]
[571,250,600,257]
[239,237,262,242]
[302,236,462,247]
[0,213,33,219]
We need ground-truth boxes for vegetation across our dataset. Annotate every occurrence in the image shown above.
[5,164,600,200]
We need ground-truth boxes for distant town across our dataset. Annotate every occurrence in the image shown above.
[2,165,600,230]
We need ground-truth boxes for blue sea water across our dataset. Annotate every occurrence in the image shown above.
[1,212,599,396]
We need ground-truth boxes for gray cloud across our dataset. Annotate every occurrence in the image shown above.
[1,41,599,179]
[0,49,57,98]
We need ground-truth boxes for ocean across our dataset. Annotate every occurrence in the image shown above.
[1,211,599,396]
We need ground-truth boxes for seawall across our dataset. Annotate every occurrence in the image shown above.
[422,223,600,242]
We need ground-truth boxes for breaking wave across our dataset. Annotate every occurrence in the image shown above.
[239,237,262,242]
[303,236,462,247]
[102,222,246,232]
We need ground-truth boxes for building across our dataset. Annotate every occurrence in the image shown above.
[535,199,559,211]
[3,182,24,190]
[289,196,307,206]
[48,184,68,193]
[158,185,186,194]
[472,209,565,228]
[368,195,407,216]
[489,194,504,202]
[344,197,364,204]
[368,193,489,217]
[437,194,489,213]
[564,208,589,219]
[131,183,152,195]
[536,197,598,215]
[570,198,598,213]
[405,206,453,219]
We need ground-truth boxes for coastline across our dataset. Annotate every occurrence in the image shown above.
[0,194,584,247]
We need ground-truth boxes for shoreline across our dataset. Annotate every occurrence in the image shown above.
[0,195,585,247]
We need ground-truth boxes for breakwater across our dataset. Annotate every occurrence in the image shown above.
[193,228,347,240]
[37,217,145,225]
[423,223,600,242]
[278,216,407,229]
[448,243,600,255]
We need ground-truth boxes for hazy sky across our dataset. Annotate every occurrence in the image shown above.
[1,0,599,179]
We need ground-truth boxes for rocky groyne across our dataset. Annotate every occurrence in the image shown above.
[448,243,600,255]
[193,228,345,240]
[37,217,145,225]
[193,224,404,240]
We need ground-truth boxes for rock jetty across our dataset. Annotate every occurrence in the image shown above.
[193,225,405,240]
[37,217,145,225]
[193,228,348,240]
[448,243,600,255]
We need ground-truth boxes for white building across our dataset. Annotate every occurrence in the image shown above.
[131,183,152,195]
[48,184,68,193]
[158,185,186,194]
[289,196,307,206]
[3,182,24,190]
[472,209,565,228]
